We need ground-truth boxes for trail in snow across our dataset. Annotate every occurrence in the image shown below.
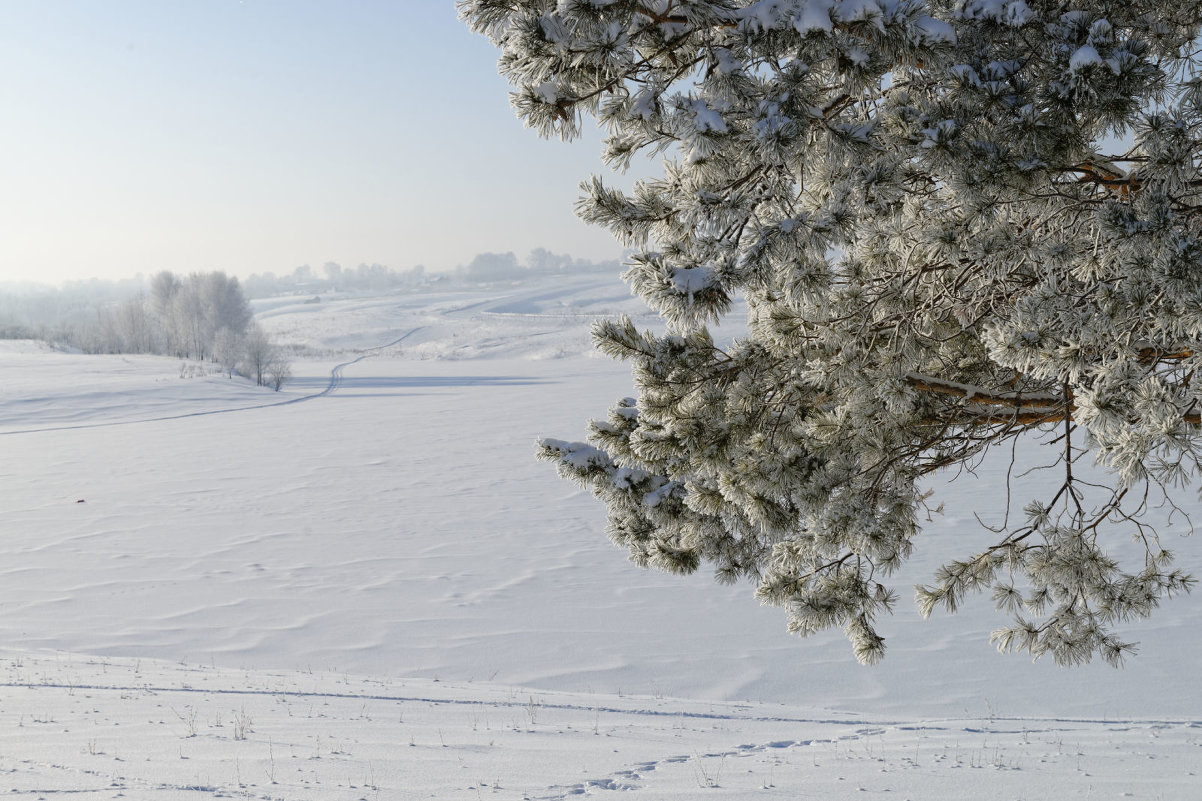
[0,327,423,436]
[5,652,1198,801]
[1,676,1192,730]
[307,326,424,398]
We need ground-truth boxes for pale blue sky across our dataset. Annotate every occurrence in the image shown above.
[0,1,625,284]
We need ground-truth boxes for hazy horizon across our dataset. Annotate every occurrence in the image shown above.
[0,246,625,292]
[0,1,630,286]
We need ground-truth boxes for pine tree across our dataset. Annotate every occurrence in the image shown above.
[461,0,1202,665]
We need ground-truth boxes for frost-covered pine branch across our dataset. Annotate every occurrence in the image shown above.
[463,0,1202,665]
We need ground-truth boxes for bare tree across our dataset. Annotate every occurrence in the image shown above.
[211,326,244,378]
[238,323,289,390]
[201,272,251,341]
[149,271,180,321]
[239,324,272,387]
[266,354,291,391]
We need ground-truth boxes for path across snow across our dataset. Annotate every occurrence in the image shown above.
[0,327,427,436]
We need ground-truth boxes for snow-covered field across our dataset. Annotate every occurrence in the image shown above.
[1,272,1200,798]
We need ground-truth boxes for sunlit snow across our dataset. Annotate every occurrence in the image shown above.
[0,272,1198,798]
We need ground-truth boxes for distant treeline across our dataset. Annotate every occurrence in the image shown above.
[0,250,622,385]
[242,262,428,298]
[454,249,623,283]
[238,249,621,297]
[1,271,291,390]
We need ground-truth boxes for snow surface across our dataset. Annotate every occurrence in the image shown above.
[1,272,1200,797]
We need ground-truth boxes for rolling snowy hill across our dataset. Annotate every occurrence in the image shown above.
[1,273,1199,798]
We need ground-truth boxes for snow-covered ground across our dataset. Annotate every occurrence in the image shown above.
[1,273,1199,798]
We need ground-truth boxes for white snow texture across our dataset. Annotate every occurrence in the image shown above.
[0,272,1198,798]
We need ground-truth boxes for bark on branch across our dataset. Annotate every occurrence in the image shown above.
[905,372,1202,426]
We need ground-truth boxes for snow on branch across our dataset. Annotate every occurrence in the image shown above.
[465,0,1202,666]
